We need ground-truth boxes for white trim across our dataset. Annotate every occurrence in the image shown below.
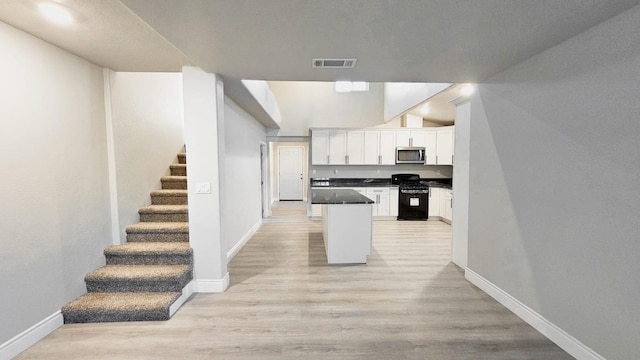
[103,68,121,245]
[0,311,63,359]
[169,280,196,316]
[226,219,262,262]
[465,269,605,360]
[195,272,229,293]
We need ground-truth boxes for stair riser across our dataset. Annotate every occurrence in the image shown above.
[106,254,193,266]
[86,272,192,293]
[178,154,186,164]
[161,180,187,190]
[151,195,188,205]
[63,309,170,324]
[127,233,189,242]
[139,213,188,222]
[170,165,187,176]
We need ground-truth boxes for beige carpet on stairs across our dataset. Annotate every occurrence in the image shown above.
[62,151,193,323]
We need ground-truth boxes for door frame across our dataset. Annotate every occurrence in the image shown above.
[259,141,270,217]
[277,145,305,201]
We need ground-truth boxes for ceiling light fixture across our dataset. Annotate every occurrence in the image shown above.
[419,104,430,115]
[38,2,74,25]
[460,83,475,96]
[335,81,369,93]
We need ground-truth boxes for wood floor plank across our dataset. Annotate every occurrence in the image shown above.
[15,209,574,359]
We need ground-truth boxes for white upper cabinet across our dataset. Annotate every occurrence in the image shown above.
[311,130,330,165]
[363,130,396,165]
[395,130,425,147]
[312,126,453,166]
[329,130,347,165]
[436,126,454,165]
[424,130,437,165]
[379,131,396,165]
[346,131,365,165]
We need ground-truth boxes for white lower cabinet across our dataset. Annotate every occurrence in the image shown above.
[389,187,399,217]
[312,186,398,220]
[365,187,390,217]
[428,187,441,219]
[442,189,453,223]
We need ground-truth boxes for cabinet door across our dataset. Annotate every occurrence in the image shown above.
[389,187,399,217]
[377,194,390,216]
[436,127,454,165]
[429,187,440,218]
[379,131,396,165]
[410,130,426,147]
[424,130,437,165]
[396,130,411,147]
[311,130,330,165]
[443,190,453,221]
[439,189,448,217]
[346,131,365,165]
[364,131,380,164]
[329,130,347,165]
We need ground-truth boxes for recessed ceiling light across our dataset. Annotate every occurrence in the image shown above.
[460,84,475,96]
[419,104,430,115]
[38,2,74,25]
[334,81,369,93]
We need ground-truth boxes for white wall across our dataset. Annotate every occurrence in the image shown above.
[0,21,111,346]
[267,81,385,136]
[467,5,640,360]
[383,82,451,121]
[108,72,184,241]
[451,102,470,268]
[222,97,267,255]
[182,66,228,292]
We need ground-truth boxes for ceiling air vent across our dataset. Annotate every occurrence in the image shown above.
[312,58,357,68]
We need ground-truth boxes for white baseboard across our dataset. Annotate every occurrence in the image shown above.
[195,272,229,293]
[226,219,262,262]
[465,269,605,360]
[0,311,63,359]
[169,280,196,316]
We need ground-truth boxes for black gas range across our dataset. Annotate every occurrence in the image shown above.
[392,174,430,220]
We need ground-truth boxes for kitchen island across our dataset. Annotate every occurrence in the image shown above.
[311,189,374,264]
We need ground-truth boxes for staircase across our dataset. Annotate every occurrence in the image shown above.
[62,152,192,323]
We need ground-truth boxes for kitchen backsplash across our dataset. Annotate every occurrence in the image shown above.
[309,164,452,179]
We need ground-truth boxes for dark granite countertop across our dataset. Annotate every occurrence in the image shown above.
[310,189,375,204]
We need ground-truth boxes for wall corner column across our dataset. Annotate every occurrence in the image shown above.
[182,66,228,292]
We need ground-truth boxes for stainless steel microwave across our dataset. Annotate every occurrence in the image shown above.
[396,147,426,164]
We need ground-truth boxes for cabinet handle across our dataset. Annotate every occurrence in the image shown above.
[436,156,438,164]
[327,155,330,164]
[378,155,382,164]
[452,155,454,164]
[345,155,349,164]
[409,138,413,147]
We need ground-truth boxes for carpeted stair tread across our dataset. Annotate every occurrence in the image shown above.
[105,242,191,256]
[126,222,189,233]
[150,189,188,196]
[62,292,181,323]
[86,264,191,281]
[170,164,187,176]
[161,176,187,190]
[139,205,188,213]
[85,265,192,292]
[177,153,186,164]
[150,189,188,205]
[138,205,188,222]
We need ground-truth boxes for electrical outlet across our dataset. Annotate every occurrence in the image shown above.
[334,169,339,174]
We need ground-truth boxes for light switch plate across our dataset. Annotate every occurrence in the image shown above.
[195,182,211,194]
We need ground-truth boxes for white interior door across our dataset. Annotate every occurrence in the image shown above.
[278,146,304,200]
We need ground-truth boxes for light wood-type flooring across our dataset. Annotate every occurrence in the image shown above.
[16,203,573,359]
